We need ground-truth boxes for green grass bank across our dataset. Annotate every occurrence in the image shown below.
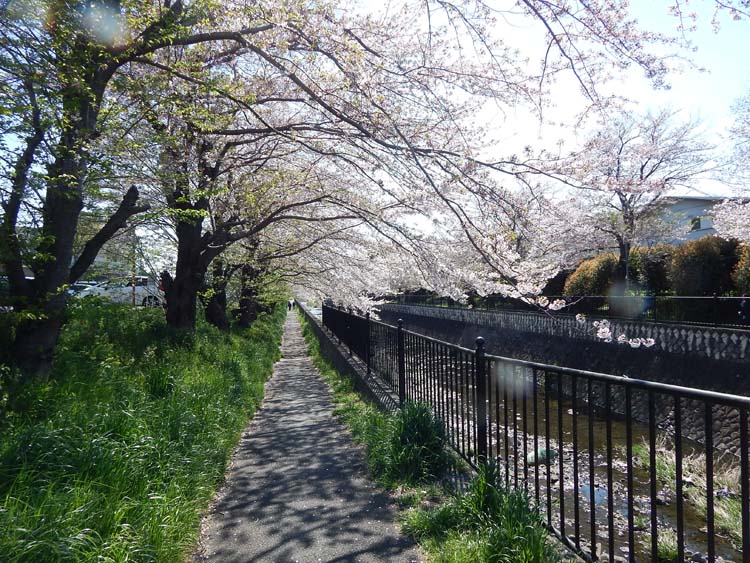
[0,300,285,563]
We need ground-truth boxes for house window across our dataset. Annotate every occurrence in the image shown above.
[690,217,702,231]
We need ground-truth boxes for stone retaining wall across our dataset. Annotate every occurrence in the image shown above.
[380,304,750,362]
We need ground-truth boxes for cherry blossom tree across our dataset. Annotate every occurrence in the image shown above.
[535,109,717,292]
[713,89,750,243]
[0,0,709,380]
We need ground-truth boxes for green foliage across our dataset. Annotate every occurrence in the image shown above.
[299,316,450,487]
[668,236,740,295]
[563,253,618,296]
[376,402,451,485]
[732,244,750,295]
[0,300,285,563]
[629,244,675,295]
[656,528,678,562]
[402,463,558,563]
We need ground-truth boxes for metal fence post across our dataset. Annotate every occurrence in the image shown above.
[365,311,371,375]
[397,319,406,407]
[475,336,488,464]
[713,293,718,327]
[346,307,353,356]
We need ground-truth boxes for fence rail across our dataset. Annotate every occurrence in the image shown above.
[321,304,750,563]
[391,294,750,329]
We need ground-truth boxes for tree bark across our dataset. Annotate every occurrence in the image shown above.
[237,262,267,327]
[12,314,65,381]
[162,215,208,331]
[202,259,235,331]
[205,290,230,331]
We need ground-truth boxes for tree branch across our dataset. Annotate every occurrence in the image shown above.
[1,80,45,296]
[69,186,150,283]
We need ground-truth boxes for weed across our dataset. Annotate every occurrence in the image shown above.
[403,463,559,563]
[656,527,678,562]
[378,402,451,485]
[631,436,743,546]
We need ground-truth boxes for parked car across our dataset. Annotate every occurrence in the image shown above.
[80,276,164,307]
[67,281,97,295]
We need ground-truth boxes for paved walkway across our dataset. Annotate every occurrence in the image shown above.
[196,313,423,563]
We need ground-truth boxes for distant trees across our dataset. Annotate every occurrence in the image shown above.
[712,89,750,244]
[544,109,716,292]
[0,0,734,382]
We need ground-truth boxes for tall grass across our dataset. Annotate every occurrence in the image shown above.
[631,436,743,546]
[0,300,285,563]
[402,463,558,563]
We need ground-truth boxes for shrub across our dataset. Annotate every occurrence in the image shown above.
[668,236,740,295]
[563,253,618,296]
[629,244,674,295]
[732,244,750,295]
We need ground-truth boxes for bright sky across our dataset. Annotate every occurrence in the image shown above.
[358,1,750,196]
[625,0,749,142]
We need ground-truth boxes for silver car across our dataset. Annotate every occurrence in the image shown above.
[80,276,164,307]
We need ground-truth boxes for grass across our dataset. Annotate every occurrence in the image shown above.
[0,299,285,563]
[631,435,743,546]
[402,463,558,563]
[298,310,557,563]
[656,527,679,563]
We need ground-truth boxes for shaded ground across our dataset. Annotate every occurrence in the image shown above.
[195,313,422,563]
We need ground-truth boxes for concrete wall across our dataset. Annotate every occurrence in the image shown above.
[379,304,750,395]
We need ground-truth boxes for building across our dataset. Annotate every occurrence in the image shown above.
[659,195,723,242]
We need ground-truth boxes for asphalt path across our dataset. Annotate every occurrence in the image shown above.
[196,312,423,563]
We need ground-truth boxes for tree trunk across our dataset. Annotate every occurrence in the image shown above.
[614,240,631,294]
[164,272,201,329]
[202,259,234,331]
[237,264,261,328]
[205,289,230,331]
[12,308,65,381]
[237,293,259,327]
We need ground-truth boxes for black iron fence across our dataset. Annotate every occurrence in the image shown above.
[321,304,750,563]
[391,294,750,329]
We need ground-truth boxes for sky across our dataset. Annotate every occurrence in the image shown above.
[620,1,748,195]
[537,1,747,196]
[619,1,749,144]
[486,1,749,196]
[357,0,750,197]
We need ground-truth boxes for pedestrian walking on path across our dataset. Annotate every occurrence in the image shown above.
[196,313,422,563]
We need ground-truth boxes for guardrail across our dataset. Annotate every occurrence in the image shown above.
[321,304,750,563]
